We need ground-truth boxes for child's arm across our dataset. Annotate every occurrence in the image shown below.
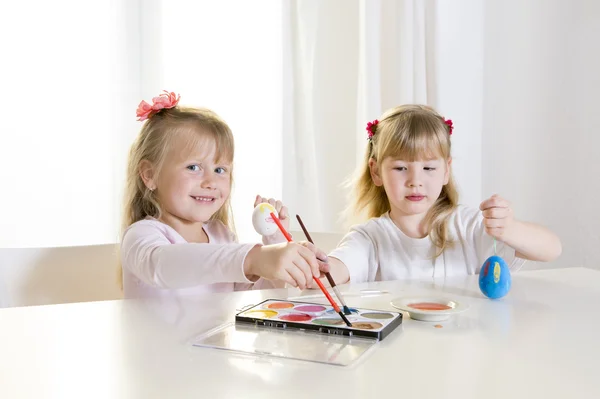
[480,194,562,262]
[307,228,376,288]
[323,257,351,285]
[496,220,562,262]
[121,222,323,290]
[244,241,329,289]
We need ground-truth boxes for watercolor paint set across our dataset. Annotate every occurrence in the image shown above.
[235,299,403,340]
[191,299,402,366]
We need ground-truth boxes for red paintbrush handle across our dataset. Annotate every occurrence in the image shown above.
[270,212,293,241]
[312,276,341,313]
[269,212,341,312]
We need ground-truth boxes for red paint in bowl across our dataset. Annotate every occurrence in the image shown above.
[407,302,452,311]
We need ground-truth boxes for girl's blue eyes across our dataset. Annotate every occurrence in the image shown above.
[186,165,228,174]
[393,167,436,171]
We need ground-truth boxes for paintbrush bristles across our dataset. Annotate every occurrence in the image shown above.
[339,312,352,327]
[332,286,352,315]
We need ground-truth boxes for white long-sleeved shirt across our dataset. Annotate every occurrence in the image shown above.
[121,218,283,299]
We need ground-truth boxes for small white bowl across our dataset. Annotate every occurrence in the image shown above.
[390,296,469,322]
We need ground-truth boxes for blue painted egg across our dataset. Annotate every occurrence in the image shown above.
[479,255,511,299]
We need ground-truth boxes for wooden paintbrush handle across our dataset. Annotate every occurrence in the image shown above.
[324,272,336,288]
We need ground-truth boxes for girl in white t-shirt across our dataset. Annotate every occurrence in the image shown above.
[326,104,562,284]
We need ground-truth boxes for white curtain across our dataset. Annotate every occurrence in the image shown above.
[3,0,597,273]
[0,0,283,248]
[0,0,141,248]
[283,0,484,233]
[140,0,284,243]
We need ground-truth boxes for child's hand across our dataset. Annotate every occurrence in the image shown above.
[244,241,323,290]
[301,241,330,276]
[254,195,289,233]
[301,242,332,289]
[479,194,515,240]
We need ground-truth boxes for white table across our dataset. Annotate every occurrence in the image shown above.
[1,267,598,399]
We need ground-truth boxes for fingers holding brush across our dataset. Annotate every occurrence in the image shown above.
[298,241,329,274]
[286,262,309,290]
[294,214,351,316]
[295,215,330,276]
[296,242,323,279]
[244,242,318,289]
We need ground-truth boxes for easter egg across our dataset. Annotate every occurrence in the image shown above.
[479,255,511,299]
[252,202,279,236]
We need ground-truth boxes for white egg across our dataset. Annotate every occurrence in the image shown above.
[252,203,279,236]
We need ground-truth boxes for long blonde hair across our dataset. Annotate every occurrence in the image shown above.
[348,104,459,256]
[119,106,236,285]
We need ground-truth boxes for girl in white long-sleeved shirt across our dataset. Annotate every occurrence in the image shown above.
[120,91,327,299]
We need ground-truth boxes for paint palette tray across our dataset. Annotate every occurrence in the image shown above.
[235,299,403,340]
[191,321,378,366]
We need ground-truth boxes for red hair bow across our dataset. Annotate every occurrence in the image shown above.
[443,118,453,135]
[136,90,181,121]
[366,119,379,141]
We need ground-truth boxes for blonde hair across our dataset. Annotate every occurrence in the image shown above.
[348,104,459,256]
[119,106,236,286]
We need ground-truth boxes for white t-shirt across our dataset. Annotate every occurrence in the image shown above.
[329,205,526,283]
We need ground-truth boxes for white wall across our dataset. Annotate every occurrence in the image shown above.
[433,0,484,210]
[482,0,600,269]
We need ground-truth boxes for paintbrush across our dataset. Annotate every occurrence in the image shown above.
[269,212,353,327]
[295,214,351,315]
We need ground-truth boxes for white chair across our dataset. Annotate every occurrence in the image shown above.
[0,244,123,308]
